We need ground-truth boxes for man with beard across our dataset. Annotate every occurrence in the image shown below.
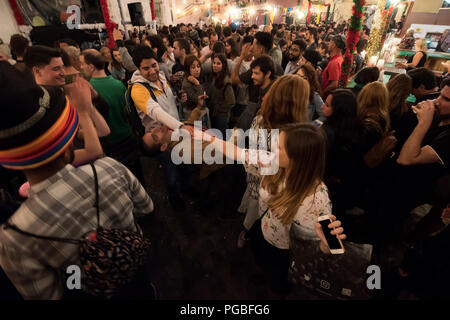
[370,79,450,244]
[284,39,307,75]
[398,78,450,182]
[171,38,191,98]
[235,55,276,131]
[231,32,283,89]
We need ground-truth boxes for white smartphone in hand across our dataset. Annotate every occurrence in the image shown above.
[318,214,345,254]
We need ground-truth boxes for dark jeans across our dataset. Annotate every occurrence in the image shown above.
[250,220,290,294]
[155,150,181,198]
[212,112,230,138]
[399,226,450,298]
[230,104,246,128]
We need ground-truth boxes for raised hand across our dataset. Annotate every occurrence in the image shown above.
[64,76,93,114]
[240,43,252,59]
[197,93,208,108]
[179,90,188,103]
[113,28,123,41]
[412,100,436,126]
[188,76,200,86]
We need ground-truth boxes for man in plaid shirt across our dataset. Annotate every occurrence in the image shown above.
[0,62,153,299]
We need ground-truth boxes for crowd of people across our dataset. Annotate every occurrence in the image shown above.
[0,19,449,300]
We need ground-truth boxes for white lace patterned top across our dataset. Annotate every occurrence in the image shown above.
[259,182,332,250]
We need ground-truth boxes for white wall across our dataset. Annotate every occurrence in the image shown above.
[332,0,379,24]
[154,0,176,26]
[0,1,20,44]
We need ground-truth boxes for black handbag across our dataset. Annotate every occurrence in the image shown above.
[289,227,373,300]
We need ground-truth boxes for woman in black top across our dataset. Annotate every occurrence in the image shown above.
[386,74,416,151]
[397,38,428,70]
[321,89,361,214]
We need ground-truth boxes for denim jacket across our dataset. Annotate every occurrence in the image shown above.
[308,91,326,125]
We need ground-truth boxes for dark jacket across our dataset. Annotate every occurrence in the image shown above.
[206,76,235,116]
[182,78,204,111]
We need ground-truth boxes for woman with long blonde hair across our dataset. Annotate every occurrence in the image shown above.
[357,81,390,150]
[258,74,310,129]
[386,74,416,150]
[206,120,345,297]
[220,122,346,297]
[354,81,393,212]
[387,74,412,116]
[397,38,428,70]
[237,75,310,248]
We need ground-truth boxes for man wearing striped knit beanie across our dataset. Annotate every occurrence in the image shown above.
[0,61,154,300]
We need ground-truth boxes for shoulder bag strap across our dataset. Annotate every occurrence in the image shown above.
[3,223,79,244]
[139,82,158,103]
[89,163,100,229]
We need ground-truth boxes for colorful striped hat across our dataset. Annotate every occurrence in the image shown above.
[0,61,79,170]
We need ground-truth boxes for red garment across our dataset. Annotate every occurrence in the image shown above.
[321,53,344,93]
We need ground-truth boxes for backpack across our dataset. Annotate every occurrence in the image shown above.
[4,163,151,299]
[124,82,158,138]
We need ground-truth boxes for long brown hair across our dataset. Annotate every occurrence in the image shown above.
[357,81,390,134]
[261,123,326,225]
[259,75,310,129]
[184,54,202,78]
[298,64,321,103]
[386,74,412,116]
[111,48,122,71]
[212,53,228,89]
[225,38,239,60]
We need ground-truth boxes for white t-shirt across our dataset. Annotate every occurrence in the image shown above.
[241,59,252,72]
[259,182,331,250]
[201,45,212,58]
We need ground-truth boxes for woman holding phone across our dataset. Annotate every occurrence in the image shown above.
[239,123,345,297]
[198,120,346,298]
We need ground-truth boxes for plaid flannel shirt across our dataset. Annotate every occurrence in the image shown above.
[0,157,153,299]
